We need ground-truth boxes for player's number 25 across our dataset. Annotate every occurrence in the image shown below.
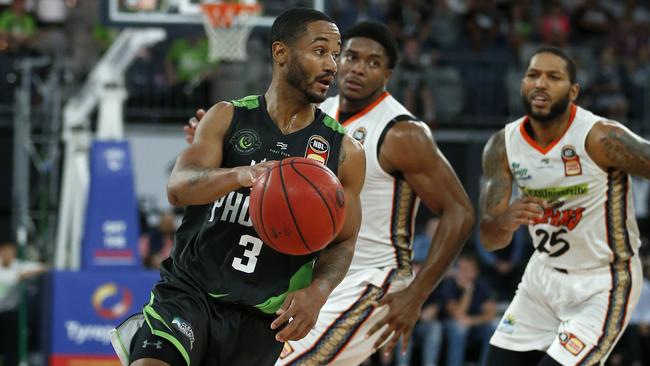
[232,234,263,273]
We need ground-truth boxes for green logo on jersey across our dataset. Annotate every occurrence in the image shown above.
[511,162,532,180]
[231,129,261,154]
[521,183,589,201]
[239,136,252,149]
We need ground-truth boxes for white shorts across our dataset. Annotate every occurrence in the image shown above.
[275,267,412,366]
[490,253,642,366]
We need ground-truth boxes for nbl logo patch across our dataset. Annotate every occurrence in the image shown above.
[305,135,330,164]
[561,145,582,177]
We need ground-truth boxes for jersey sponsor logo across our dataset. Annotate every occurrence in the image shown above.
[231,129,262,155]
[270,143,291,158]
[561,145,582,176]
[559,332,585,356]
[352,127,367,144]
[305,135,330,164]
[536,157,555,169]
[522,183,588,203]
[279,342,294,359]
[511,162,532,180]
[172,317,195,350]
[91,283,133,320]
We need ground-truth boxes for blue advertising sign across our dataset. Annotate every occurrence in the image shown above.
[48,270,159,363]
[82,140,141,269]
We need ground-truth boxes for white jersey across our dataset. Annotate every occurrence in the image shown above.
[320,92,420,276]
[504,104,641,270]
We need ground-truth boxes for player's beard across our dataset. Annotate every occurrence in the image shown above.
[521,90,571,123]
[286,54,327,104]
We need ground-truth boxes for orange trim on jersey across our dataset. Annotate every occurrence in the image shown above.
[337,92,390,126]
[519,104,577,155]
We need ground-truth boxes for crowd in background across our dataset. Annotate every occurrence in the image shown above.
[0,0,649,365]
[1,0,650,131]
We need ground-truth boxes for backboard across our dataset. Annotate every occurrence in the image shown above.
[102,0,325,28]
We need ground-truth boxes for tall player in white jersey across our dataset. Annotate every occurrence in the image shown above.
[480,47,650,366]
[186,21,474,365]
[275,20,474,366]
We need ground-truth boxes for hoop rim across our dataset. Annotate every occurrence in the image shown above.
[201,2,263,28]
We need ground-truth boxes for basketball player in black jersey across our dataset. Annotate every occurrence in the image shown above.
[110,8,365,366]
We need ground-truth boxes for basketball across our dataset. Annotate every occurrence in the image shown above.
[249,157,346,255]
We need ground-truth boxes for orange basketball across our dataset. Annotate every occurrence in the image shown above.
[249,157,346,255]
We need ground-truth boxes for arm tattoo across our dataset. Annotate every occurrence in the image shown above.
[599,127,650,178]
[188,169,210,185]
[479,130,512,215]
[313,244,352,292]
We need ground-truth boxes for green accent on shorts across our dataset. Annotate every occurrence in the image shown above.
[142,293,191,366]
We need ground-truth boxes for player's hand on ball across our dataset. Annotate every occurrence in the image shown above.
[500,196,546,231]
[184,108,205,144]
[270,286,327,342]
[236,161,276,188]
[367,289,422,357]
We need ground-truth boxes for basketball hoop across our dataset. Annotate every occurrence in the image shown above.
[201,2,262,62]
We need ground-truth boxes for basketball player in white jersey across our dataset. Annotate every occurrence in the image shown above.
[480,47,649,366]
[187,21,474,365]
[272,21,473,366]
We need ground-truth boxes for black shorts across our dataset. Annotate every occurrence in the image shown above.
[130,277,284,366]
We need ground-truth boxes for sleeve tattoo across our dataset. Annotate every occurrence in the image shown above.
[599,126,650,178]
[479,131,512,214]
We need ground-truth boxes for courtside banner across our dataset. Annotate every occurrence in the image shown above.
[82,140,140,270]
[48,270,159,365]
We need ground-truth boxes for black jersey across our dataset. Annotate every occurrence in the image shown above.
[161,95,346,315]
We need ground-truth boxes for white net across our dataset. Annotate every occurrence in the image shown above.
[201,3,261,62]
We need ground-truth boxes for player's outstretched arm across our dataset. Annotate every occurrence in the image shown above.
[367,120,475,356]
[478,130,544,250]
[167,102,274,206]
[271,135,365,343]
[586,120,650,179]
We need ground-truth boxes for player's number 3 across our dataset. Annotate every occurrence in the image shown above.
[232,234,263,273]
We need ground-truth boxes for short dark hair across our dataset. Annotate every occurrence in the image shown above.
[342,21,399,69]
[269,7,335,51]
[529,46,578,84]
